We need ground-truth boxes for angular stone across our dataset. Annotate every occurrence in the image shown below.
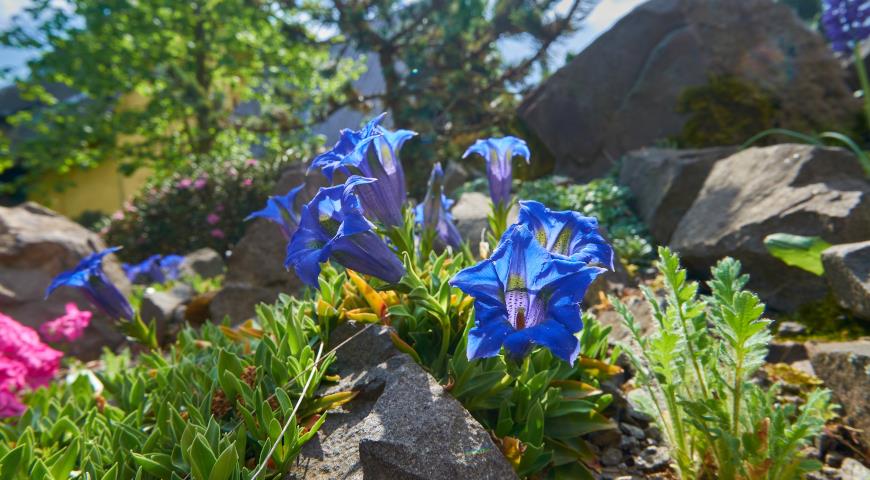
[670,145,870,311]
[179,248,224,279]
[291,323,517,480]
[808,340,870,438]
[450,191,517,256]
[519,0,858,179]
[139,289,187,343]
[822,241,870,320]
[619,147,737,243]
[210,164,327,323]
[0,202,127,358]
[840,458,870,480]
[766,341,809,364]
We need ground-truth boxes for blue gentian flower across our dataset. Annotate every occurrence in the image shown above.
[341,127,417,226]
[47,247,134,321]
[286,176,406,287]
[415,162,461,251]
[123,254,161,283]
[308,113,386,182]
[159,255,184,280]
[511,200,614,269]
[246,184,305,239]
[462,136,531,207]
[822,0,870,53]
[450,225,605,365]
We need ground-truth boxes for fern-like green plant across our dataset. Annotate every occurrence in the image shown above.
[612,247,832,479]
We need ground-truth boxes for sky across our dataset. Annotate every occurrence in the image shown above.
[0,0,646,85]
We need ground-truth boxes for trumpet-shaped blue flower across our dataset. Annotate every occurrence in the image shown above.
[822,0,870,53]
[47,247,134,321]
[511,200,614,269]
[123,254,186,284]
[160,255,184,280]
[286,176,406,287]
[463,136,530,207]
[415,162,461,251]
[450,225,604,365]
[341,127,417,226]
[246,184,305,239]
[308,113,386,182]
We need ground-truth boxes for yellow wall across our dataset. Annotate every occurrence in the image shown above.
[29,159,151,218]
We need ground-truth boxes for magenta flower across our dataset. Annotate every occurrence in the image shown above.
[193,177,208,190]
[0,389,25,418]
[207,213,221,225]
[111,211,124,221]
[177,178,193,189]
[40,303,92,343]
[242,178,253,187]
[210,229,225,239]
[0,312,62,389]
[245,158,258,167]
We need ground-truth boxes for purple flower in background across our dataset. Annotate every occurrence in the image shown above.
[463,136,530,208]
[340,126,416,226]
[510,200,614,269]
[123,254,184,284]
[416,162,462,252]
[159,255,184,280]
[450,226,605,365]
[207,213,221,225]
[308,113,386,182]
[242,178,253,187]
[210,229,225,239]
[246,184,305,239]
[193,177,208,190]
[245,158,258,167]
[822,0,870,53]
[46,247,134,321]
[177,178,193,189]
[286,176,405,287]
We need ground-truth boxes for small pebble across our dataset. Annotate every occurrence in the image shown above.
[601,447,623,467]
[825,452,845,468]
[620,422,646,439]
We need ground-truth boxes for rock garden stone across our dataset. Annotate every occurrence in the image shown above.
[619,146,737,244]
[519,0,858,179]
[179,247,225,279]
[840,458,870,480]
[450,191,517,255]
[821,241,870,320]
[139,289,189,343]
[0,202,127,358]
[669,145,870,311]
[808,340,870,438]
[291,323,517,480]
[210,164,327,323]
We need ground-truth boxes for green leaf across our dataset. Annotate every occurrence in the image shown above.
[0,445,30,480]
[764,233,831,275]
[187,435,217,480]
[131,453,173,478]
[207,445,238,480]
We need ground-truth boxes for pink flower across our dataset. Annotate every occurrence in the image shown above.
[242,178,253,187]
[177,178,193,189]
[210,229,225,239]
[123,201,136,213]
[245,158,258,167]
[206,213,220,225]
[40,303,92,343]
[215,203,225,212]
[0,312,63,393]
[193,178,208,190]
[0,389,25,418]
[228,167,239,178]
[111,211,124,221]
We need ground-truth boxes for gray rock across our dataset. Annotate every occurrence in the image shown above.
[777,321,807,338]
[766,341,809,364]
[0,202,127,358]
[619,147,737,243]
[822,241,870,320]
[840,458,870,480]
[670,145,870,311]
[596,294,658,345]
[179,248,224,279]
[291,323,517,480]
[620,423,645,440]
[139,289,188,343]
[588,428,623,449]
[450,191,517,256]
[210,164,327,323]
[808,340,870,437]
[635,446,670,472]
[601,447,623,467]
[519,0,858,180]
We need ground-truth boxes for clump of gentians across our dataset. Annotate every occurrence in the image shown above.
[123,253,184,284]
[246,184,305,239]
[47,247,134,321]
[416,162,462,252]
[285,176,406,287]
[821,0,870,53]
[463,136,530,208]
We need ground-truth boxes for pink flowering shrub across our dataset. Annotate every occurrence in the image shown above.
[40,303,92,343]
[104,153,285,262]
[0,312,64,417]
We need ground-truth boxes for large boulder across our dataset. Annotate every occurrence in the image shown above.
[808,340,870,438]
[519,0,859,179]
[209,164,327,323]
[0,202,128,357]
[291,323,517,480]
[821,241,870,321]
[619,146,737,243]
[669,145,870,311]
[179,248,224,279]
